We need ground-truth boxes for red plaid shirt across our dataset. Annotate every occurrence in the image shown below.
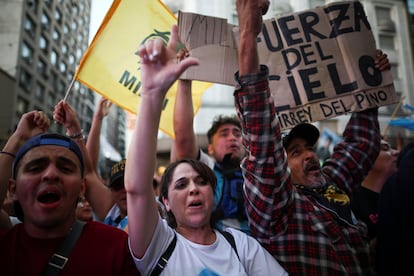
[234,66,380,276]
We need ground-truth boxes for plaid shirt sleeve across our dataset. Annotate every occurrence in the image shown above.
[322,108,381,196]
[234,65,292,242]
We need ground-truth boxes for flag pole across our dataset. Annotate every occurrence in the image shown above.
[63,77,76,102]
[382,95,406,137]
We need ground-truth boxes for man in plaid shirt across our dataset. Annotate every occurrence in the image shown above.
[234,0,391,275]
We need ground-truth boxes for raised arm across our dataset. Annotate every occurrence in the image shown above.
[237,0,268,75]
[171,49,198,162]
[86,97,112,172]
[0,110,50,228]
[53,100,114,220]
[125,25,198,258]
[323,50,390,194]
[235,0,290,243]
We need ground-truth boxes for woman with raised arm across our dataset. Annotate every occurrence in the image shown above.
[125,24,287,275]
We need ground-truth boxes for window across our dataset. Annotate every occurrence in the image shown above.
[71,20,78,31]
[21,41,33,64]
[54,9,62,24]
[62,42,68,54]
[58,80,66,94]
[34,82,45,100]
[24,16,36,37]
[409,0,414,14]
[67,71,74,82]
[68,54,75,65]
[63,23,70,34]
[77,33,84,44]
[52,28,60,41]
[50,50,58,65]
[59,61,67,73]
[375,6,396,51]
[65,5,71,18]
[379,33,395,49]
[72,3,79,15]
[376,7,395,32]
[41,12,50,29]
[16,97,29,116]
[50,70,58,88]
[76,48,82,59]
[19,69,33,92]
[80,86,86,96]
[37,58,47,76]
[39,35,48,52]
[27,0,38,13]
[47,92,55,107]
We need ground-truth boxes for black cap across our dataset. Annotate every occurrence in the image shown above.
[109,159,126,188]
[283,123,320,149]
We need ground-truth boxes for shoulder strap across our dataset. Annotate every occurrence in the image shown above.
[42,220,86,276]
[149,230,239,276]
[219,230,240,261]
[150,233,177,276]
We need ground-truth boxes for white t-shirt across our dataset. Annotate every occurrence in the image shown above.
[131,217,287,276]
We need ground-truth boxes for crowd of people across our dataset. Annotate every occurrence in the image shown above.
[0,0,411,275]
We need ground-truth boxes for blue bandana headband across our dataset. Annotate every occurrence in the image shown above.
[12,133,84,178]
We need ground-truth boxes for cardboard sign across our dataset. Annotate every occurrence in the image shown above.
[178,1,397,130]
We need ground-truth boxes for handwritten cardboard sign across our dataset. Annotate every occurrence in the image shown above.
[178,1,397,130]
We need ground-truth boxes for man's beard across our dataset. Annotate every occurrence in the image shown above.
[306,175,327,189]
[304,159,326,189]
[222,153,241,169]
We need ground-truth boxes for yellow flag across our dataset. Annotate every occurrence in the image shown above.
[75,0,211,138]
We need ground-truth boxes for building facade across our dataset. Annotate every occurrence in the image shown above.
[0,0,94,146]
[0,0,127,178]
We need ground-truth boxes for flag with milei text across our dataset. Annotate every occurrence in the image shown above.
[75,0,211,138]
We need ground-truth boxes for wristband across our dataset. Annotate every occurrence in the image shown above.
[67,130,84,139]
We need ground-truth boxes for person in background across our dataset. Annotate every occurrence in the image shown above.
[316,135,333,164]
[233,0,391,274]
[86,97,112,177]
[75,196,94,222]
[124,24,287,275]
[376,142,414,275]
[103,159,129,231]
[352,139,399,241]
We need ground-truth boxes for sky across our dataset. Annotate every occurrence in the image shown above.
[89,0,113,43]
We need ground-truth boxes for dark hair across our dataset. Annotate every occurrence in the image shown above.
[152,178,159,190]
[160,159,219,228]
[206,115,241,144]
[397,142,414,168]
